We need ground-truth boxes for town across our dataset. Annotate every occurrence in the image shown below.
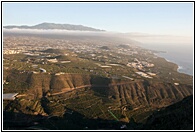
[3,36,158,81]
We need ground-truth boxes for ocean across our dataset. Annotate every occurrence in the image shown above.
[138,43,194,76]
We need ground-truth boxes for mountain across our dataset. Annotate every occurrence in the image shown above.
[3,22,105,31]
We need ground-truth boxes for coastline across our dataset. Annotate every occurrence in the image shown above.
[138,44,193,76]
[155,53,193,76]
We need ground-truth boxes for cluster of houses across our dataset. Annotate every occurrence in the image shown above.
[127,58,154,70]
[3,49,21,54]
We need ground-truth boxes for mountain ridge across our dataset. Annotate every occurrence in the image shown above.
[3,22,105,31]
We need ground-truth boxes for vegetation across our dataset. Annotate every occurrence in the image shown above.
[3,35,193,130]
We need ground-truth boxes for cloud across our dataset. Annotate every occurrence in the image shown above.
[3,29,193,45]
[124,33,193,44]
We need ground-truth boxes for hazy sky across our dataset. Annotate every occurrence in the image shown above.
[3,2,194,36]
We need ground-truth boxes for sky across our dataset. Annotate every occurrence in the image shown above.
[2,2,194,36]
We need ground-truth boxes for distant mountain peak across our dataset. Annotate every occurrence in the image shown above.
[3,22,105,31]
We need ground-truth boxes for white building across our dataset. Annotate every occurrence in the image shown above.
[3,93,18,100]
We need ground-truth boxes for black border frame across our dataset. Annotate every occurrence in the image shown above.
[1,1,195,132]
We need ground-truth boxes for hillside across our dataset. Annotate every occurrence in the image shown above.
[3,72,193,130]
[3,72,192,124]
[41,49,65,54]
[143,95,193,130]
[3,95,193,130]
[3,22,105,31]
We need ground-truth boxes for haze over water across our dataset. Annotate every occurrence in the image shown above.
[139,43,193,76]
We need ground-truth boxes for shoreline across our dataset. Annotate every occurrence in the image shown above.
[154,53,192,76]
[148,49,192,76]
[138,43,193,76]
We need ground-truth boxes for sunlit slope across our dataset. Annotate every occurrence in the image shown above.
[4,72,192,123]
